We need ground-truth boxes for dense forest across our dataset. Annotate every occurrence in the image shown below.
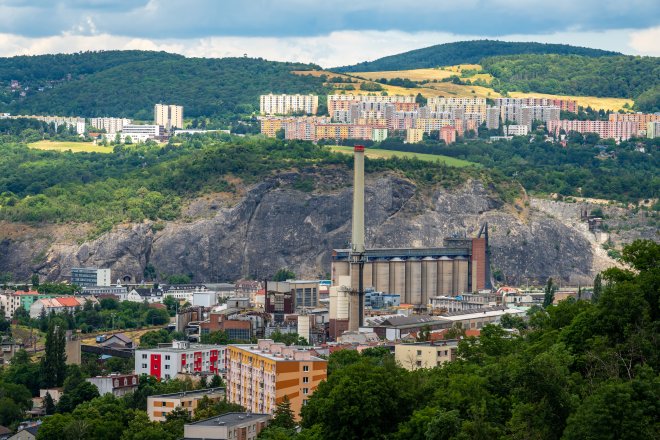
[333,40,619,72]
[482,54,660,109]
[0,52,328,119]
[0,132,473,230]
[378,134,660,203]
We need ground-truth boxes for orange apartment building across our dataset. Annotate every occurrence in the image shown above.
[609,112,660,132]
[226,340,327,419]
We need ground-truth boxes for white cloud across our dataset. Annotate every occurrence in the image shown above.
[629,26,660,56]
[0,28,656,68]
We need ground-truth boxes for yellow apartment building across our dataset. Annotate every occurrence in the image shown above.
[227,340,327,420]
[147,387,225,421]
[406,128,424,143]
[395,340,458,371]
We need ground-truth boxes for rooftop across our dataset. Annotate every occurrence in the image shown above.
[136,343,225,353]
[230,340,326,363]
[149,387,225,399]
[188,412,270,428]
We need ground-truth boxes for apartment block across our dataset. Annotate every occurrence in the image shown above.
[135,341,227,380]
[648,121,660,139]
[89,117,132,134]
[260,94,318,115]
[609,112,660,132]
[547,120,638,141]
[495,97,577,113]
[440,126,457,145]
[395,340,458,371]
[9,115,85,134]
[486,106,500,129]
[406,128,424,143]
[147,387,225,421]
[500,105,560,128]
[154,103,183,130]
[226,340,327,419]
[327,94,416,116]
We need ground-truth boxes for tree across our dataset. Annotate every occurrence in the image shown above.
[271,396,296,429]
[139,329,172,348]
[31,273,40,287]
[120,410,172,440]
[37,413,75,440]
[42,323,67,387]
[44,391,56,415]
[416,324,431,342]
[273,269,295,282]
[209,374,224,388]
[592,273,602,304]
[543,278,557,308]
[200,330,233,345]
[0,397,22,427]
[162,406,191,439]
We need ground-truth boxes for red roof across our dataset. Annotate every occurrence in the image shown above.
[56,297,81,307]
[14,290,39,295]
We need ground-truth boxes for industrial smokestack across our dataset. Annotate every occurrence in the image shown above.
[351,145,365,254]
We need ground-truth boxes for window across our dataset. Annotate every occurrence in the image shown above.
[302,377,309,383]
[142,354,147,359]
[141,363,147,368]
[417,350,422,356]
[165,365,170,370]
[416,361,422,367]
[165,355,170,360]
[303,399,308,406]
[303,365,309,372]
[302,388,309,395]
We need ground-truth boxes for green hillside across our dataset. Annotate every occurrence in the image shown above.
[333,40,619,72]
[482,54,660,111]
[0,52,328,119]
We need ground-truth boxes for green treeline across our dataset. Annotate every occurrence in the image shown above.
[482,54,660,106]
[378,134,660,203]
[334,40,618,72]
[0,53,327,118]
[0,134,473,227]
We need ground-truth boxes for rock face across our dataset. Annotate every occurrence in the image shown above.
[0,171,621,285]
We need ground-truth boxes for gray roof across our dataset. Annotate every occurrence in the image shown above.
[188,412,270,427]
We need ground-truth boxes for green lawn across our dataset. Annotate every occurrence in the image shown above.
[28,140,114,153]
[329,145,476,167]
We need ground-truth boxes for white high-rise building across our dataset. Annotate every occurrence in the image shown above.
[154,104,183,130]
[259,94,319,115]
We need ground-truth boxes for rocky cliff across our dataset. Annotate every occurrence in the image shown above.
[0,170,622,285]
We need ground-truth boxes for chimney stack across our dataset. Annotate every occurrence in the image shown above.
[351,145,365,254]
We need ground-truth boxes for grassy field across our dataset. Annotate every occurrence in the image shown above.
[28,140,114,153]
[329,145,476,167]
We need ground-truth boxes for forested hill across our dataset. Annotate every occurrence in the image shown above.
[0,51,327,119]
[333,40,620,72]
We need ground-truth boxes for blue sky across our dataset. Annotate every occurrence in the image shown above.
[0,0,658,66]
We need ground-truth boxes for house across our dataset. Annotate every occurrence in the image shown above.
[0,425,12,440]
[127,287,163,303]
[29,296,90,319]
[86,374,139,397]
[99,333,133,349]
[7,426,39,440]
[182,412,271,440]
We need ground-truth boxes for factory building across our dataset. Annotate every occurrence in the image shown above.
[331,235,489,305]
[328,145,491,339]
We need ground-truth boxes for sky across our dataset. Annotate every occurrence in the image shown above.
[0,0,658,67]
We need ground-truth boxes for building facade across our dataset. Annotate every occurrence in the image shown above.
[71,267,111,287]
[547,120,638,141]
[395,340,458,370]
[89,117,132,134]
[147,387,225,421]
[259,94,318,115]
[226,339,327,419]
[86,374,138,397]
[135,341,227,380]
[154,104,183,130]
